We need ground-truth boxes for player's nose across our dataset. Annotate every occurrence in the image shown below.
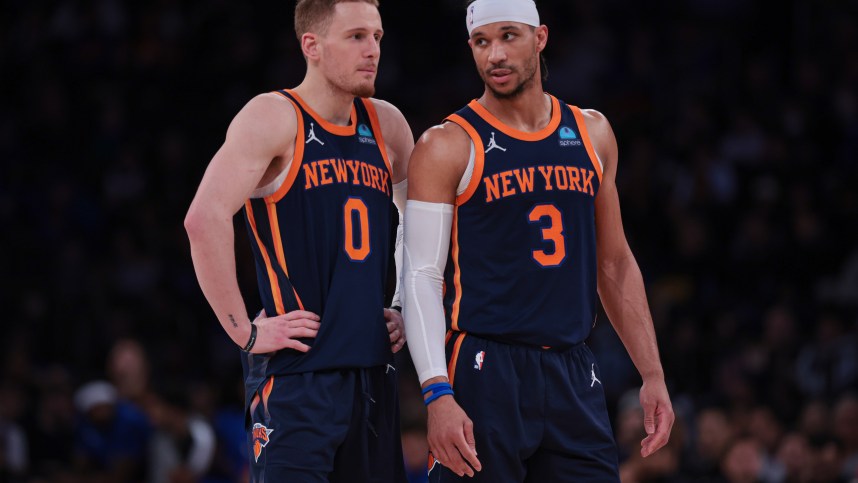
[364,37,380,58]
[487,42,507,63]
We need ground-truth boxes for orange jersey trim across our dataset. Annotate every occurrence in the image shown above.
[263,201,305,310]
[261,376,275,414]
[450,207,463,331]
[269,94,306,203]
[570,106,604,183]
[249,375,275,419]
[285,89,357,136]
[447,332,466,387]
[245,201,286,315]
[361,98,393,176]
[444,114,485,206]
[467,95,562,142]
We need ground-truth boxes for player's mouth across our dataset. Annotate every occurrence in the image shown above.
[358,65,377,74]
[489,68,513,84]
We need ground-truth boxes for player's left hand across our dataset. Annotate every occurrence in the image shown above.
[384,308,406,353]
[639,377,674,458]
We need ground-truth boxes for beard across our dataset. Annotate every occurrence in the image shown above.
[351,82,375,98]
[480,54,538,100]
[331,70,376,98]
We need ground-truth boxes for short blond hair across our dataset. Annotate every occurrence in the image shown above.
[294,0,380,40]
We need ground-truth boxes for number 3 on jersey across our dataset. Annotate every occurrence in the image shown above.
[344,198,370,261]
[528,204,567,267]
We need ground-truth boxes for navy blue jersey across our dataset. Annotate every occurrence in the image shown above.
[243,89,395,379]
[443,96,603,349]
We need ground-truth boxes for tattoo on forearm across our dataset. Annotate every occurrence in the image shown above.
[228,314,238,328]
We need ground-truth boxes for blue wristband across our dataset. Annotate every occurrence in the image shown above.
[424,388,454,406]
[422,382,454,406]
[421,382,452,396]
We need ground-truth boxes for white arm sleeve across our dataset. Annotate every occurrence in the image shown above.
[403,199,454,384]
[390,180,407,308]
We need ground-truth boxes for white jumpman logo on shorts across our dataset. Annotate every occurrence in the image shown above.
[306,122,324,145]
[590,363,601,387]
[485,132,506,153]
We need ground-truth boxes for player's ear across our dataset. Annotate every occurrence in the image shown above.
[535,25,548,53]
[301,33,321,61]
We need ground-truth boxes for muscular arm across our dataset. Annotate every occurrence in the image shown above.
[403,123,481,476]
[184,93,319,353]
[404,123,470,377]
[584,109,674,457]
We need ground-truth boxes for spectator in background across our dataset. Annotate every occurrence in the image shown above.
[721,438,764,483]
[72,380,151,481]
[806,436,846,483]
[775,432,813,483]
[107,339,152,408]
[683,406,734,479]
[832,394,858,480]
[145,385,216,483]
[795,311,858,401]
[799,400,831,442]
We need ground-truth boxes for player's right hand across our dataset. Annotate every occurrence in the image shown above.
[427,395,482,477]
[250,308,321,353]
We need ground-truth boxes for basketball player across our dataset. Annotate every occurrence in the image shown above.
[402,0,674,481]
[184,1,412,481]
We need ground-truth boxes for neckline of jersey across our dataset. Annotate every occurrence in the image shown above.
[468,94,561,142]
[285,89,357,136]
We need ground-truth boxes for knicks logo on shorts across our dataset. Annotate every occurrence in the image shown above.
[474,351,485,370]
[252,423,274,462]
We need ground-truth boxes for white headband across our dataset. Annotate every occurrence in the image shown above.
[466,0,540,36]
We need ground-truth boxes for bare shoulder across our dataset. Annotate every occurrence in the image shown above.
[578,108,618,173]
[408,121,472,202]
[227,92,298,148]
[578,108,613,142]
[413,121,471,163]
[239,92,298,124]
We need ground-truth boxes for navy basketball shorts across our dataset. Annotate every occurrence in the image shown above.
[247,364,406,482]
[429,333,620,483]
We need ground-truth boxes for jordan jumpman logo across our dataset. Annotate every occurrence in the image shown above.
[590,363,602,387]
[485,132,506,153]
[306,122,324,145]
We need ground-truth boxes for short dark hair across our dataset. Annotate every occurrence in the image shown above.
[294,0,380,40]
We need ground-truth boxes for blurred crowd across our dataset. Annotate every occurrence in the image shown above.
[1,0,857,482]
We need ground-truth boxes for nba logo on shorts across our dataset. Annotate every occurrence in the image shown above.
[474,351,485,370]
